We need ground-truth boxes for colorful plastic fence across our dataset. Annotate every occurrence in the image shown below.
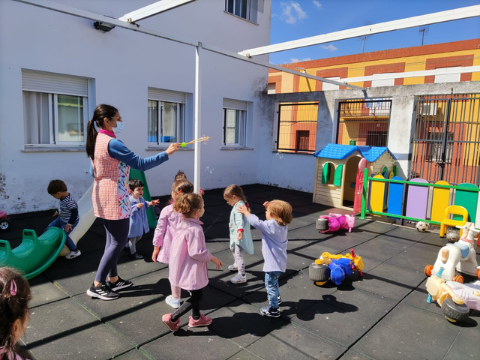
[360,169,480,227]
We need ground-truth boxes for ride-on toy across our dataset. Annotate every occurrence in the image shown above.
[309,249,364,286]
[424,222,480,283]
[0,211,11,231]
[316,213,355,233]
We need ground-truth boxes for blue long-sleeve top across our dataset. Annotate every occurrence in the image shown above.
[90,139,169,176]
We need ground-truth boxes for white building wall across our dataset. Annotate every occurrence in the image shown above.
[0,0,272,214]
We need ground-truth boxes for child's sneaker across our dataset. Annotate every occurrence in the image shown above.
[166,295,181,309]
[66,249,81,259]
[86,283,119,300]
[188,314,212,328]
[278,295,282,305]
[162,313,180,332]
[230,273,247,284]
[228,264,238,271]
[107,277,133,291]
[260,306,280,318]
[129,252,144,259]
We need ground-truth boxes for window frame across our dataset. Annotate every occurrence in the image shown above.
[222,107,247,147]
[225,0,258,23]
[147,100,185,145]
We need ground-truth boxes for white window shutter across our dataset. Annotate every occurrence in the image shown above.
[223,98,247,111]
[22,69,88,96]
[148,88,186,103]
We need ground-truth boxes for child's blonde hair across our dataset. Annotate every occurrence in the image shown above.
[0,267,31,359]
[173,193,204,218]
[174,170,187,181]
[267,200,293,226]
[172,179,194,194]
[224,184,251,213]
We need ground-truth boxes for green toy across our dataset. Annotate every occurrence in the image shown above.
[0,228,66,280]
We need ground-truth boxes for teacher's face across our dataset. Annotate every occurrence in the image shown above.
[104,111,122,132]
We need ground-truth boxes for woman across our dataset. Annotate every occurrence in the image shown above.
[85,104,180,300]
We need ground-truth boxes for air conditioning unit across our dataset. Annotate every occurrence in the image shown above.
[420,103,437,116]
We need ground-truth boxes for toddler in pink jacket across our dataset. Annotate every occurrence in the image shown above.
[152,180,194,309]
[162,193,223,332]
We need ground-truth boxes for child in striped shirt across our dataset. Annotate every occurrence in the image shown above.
[46,179,81,259]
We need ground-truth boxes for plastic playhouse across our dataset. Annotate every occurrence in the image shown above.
[313,144,396,211]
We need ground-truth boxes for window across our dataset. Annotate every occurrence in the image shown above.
[225,0,259,22]
[223,99,247,146]
[22,70,90,147]
[427,132,454,163]
[267,83,276,94]
[148,88,186,145]
[296,131,310,151]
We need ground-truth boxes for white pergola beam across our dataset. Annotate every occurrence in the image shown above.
[119,0,195,23]
[201,43,364,90]
[240,5,480,57]
[335,66,480,84]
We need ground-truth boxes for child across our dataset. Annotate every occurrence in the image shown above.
[174,170,205,195]
[152,179,194,308]
[238,200,292,318]
[0,267,32,360]
[224,185,254,284]
[162,193,223,332]
[127,179,159,259]
[46,180,81,259]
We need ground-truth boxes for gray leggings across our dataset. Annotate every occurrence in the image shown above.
[95,218,130,283]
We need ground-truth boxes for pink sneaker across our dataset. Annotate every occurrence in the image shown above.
[162,313,180,332]
[188,313,212,328]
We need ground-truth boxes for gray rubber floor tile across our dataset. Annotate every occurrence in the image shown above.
[384,226,431,242]
[207,300,290,348]
[245,322,347,360]
[227,349,264,360]
[113,349,152,359]
[287,225,336,241]
[140,328,243,360]
[443,324,480,360]
[28,274,68,308]
[205,240,231,254]
[319,231,377,252]
[387,242,444,270]
[291,240,344,262]
[354,219,397,234]
[401,279,444,316]
[243,269,337,318]
[354,261,425,300]
[338,349,373,360]
[352,235,412,263]
[23,298,133,360]
[292,290,396,347]
[420,232,449,247]
[352,303,462,360]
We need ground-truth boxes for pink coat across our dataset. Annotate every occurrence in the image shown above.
[168,217,212,291]
[152,204,182,264]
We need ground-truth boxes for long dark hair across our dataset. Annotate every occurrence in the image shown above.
[0,267,31,360]
[86,104,118,160]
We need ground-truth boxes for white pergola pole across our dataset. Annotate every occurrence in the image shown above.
[193,43,202,194]
[119,0,195,23]
[240,5,480,57]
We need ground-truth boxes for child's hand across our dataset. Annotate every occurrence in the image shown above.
[137,203,144,209]
[152,246,160,262]
[150,199,160,206]
[53,211,59,217]
[237,230,243,240]
[200,188,205,196]
[65,224,72,233]
[210,256,223,269]
[237,205,248,215]
[263,201,269,208]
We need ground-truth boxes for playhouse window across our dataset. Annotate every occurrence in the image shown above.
[322,163,335,185]
[148,88,186,145]
[22,70,91,148]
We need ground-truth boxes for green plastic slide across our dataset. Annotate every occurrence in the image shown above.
[129,168,158,229]
[0,227,66,280]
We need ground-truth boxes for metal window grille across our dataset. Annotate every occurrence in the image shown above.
[410,93,480,186]
[276,102,318,153]
[336,99,392,146]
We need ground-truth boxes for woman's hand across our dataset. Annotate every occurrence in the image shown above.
[165,143,181,155]
[210,256,223,269]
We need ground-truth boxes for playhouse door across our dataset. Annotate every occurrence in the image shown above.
[353,158,367,214]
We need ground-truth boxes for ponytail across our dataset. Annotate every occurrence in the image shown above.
[86,104,118,159]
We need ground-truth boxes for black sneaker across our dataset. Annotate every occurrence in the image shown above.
[86,283,119,300]
[129,252,144,260]
[107,277,133,291]
[278,295,282,305]
[260,306,280,318]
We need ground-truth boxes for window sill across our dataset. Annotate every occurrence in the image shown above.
[146,147,193,152]
[223,11,258,25]
[221,147,254,151]
[22,146,85,153]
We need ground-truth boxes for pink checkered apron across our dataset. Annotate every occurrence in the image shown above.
[92,133,130,220]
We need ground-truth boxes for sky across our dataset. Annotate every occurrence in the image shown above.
[269,0,480,65]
